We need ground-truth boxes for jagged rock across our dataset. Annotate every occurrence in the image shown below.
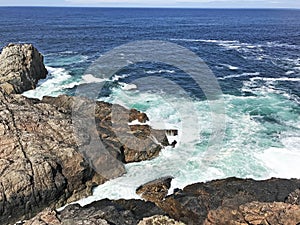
[0,43,47,94]
[139,177,300,225]
[138,215,186,225]
[136,176,173,202]
[42,95,170,163]
[23,200,166,225]
[0,91,170,224]
[0,90,107,225]
[204,202,300,225]
[0,43,172,224]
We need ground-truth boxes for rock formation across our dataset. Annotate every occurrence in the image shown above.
[0,44,171,224]
[2,43,300,225]
[137,177,300,225]
[0,43,47,94]
[23,200,166,225]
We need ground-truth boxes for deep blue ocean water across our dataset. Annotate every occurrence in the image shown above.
[1,7,300,201]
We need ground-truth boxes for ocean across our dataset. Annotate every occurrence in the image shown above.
[1,7,299,203]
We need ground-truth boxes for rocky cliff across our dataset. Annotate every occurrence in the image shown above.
[0,44,170,224]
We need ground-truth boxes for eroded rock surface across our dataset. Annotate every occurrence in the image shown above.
[0,43,47,94]
[204,202,300,225]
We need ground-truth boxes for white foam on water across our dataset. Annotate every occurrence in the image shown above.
[266,41,300,50]
[68,83,300,207]
[146,69,176,74]
[285,71,295,75]
[219,72,260,80]
[220,64,239,71]
[82,74,108,83]
[256,146,300,179]
[111,74,130,81]
[23,66,75,99]
[120,82,138,90]
[250,76,300,82]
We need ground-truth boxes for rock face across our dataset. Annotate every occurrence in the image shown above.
[0,43,47,94]
[0,44,171,224]
[0,90,105,225]
[23,200,166,225]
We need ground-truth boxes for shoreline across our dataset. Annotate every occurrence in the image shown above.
[1,43,300,224]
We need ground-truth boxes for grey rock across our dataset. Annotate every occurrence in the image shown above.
[0,43,47,94]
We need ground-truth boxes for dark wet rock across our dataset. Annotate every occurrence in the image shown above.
[21,177,300,225]
[24,199,166,225]
[0,43,47,94]
[138,177,300,225]
[136,176,173,202]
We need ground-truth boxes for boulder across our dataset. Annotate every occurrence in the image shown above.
[0,43,47,94]
[136,176,173,202]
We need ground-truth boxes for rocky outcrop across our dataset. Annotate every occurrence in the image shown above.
[23,177,300,225]
[137,177,300,225]
[23,199,166,225]
[0,43,47,94]
[0,44,171,224]
[0,90,106,225]
[41,95,170,163]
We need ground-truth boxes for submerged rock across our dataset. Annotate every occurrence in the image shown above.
[0,43,47,94]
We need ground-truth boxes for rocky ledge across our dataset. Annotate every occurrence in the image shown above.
[1,43,300,225]
[0,44,171,224]
[23,177,300,225]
